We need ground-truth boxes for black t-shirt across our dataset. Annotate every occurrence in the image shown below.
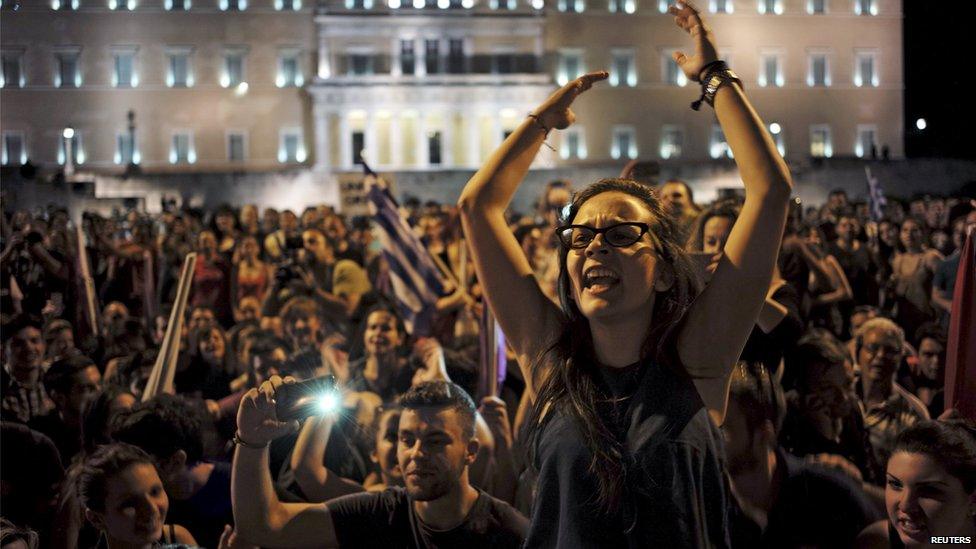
[167,462,234,549]
[328,487,528,549]
[730,449,882,548]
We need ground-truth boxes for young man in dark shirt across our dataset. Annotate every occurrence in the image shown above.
[233,379,528,548]
[725,362,881,548]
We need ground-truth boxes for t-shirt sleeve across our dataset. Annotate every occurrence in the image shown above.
[327,489,402,548]
[490,498,530,544]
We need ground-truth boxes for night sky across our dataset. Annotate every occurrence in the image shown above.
[903,1,976,160]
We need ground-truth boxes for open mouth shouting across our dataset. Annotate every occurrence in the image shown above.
[583,265,621,295]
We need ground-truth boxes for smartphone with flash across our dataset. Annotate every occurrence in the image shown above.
[275,375,339,422]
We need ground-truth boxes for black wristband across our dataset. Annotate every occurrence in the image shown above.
[233,431,269,449]
[697,60,727,83]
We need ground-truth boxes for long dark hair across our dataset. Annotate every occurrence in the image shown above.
[524,178,702,511]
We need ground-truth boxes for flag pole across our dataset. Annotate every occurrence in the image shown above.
[143,252,196,401]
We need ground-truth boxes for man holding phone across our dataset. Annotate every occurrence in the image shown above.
[232,377,527,548]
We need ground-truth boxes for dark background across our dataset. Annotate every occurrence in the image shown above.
[903,1,976,160]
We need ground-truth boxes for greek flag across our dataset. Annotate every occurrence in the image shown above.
[365,170,447,336]
[865,166,887,222]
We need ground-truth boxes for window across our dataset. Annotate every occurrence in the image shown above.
[170,132,195,164]
[52,0,80,9]
[608,0,635,13]
[810,124,832,157]
[219,0,246,10]
[854,50,878,87]
[428,131,442,165]
[1,132,25,166]
[663,51,687,86]
[400,40,416,75]
[657,0,677,12]
[277,51,303,87]
[557,49,583,86]
[113,50,137,88]
[58,131,84,165]
[167,49,193,88]
[807,0,825,13]
[108,0,136,10]
[612,125,637,159]
[807,52,830,86]
[165,0,191,10]
[222,50,246,87]
[227,132,246,162]
[425,39,441,75]
[348,52,373,76]
[610,49,636,87]
[275,0,301,9]
[710,124,732,159]
[488,0,516,9]
[561,127,586,159]
[55,50,81,88]
[493,52,514,74]
[855,125,877,158]
[757,0,782,14]
[447,39,464,74]
[768,122,785,156]
[758,52,783,87]
[1,51,24,88]
[659,125,682,159]
[279,129,305,163]
[115,132,138,165]
[710,0,732,13]
[854,0,875,15]
[557,0,584,12]
[351,131,364,165]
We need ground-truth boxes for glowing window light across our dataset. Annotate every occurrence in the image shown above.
[108,0,117,8]
[219,0,228,9]
[220,73,230,88]
[412,0,423,8]
[531,0,542,8]
[389,0,401,7]
[438,0,449,8]
[623,0,635,13]
[769,122,781,135]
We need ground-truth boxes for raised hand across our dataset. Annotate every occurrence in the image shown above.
[532,71,609,131]
[668,1,720,82]
[236,375,300,446]
[479,396,513,451]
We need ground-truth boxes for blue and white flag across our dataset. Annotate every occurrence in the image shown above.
[365,173,447,336]
[865,166,887,222]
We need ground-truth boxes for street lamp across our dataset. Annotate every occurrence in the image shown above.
[63,126,75,177]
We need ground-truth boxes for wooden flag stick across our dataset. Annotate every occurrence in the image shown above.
[76,226,100,338]
[143,252,196,401]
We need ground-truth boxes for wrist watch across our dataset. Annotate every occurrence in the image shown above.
[702,68,743,107]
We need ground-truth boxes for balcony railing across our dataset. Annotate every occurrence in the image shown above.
[316,0,543,15]
[332,53,542,76]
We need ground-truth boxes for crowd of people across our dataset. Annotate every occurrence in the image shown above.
[3,4,975,548]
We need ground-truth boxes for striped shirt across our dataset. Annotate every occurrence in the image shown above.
[1,366,54,424]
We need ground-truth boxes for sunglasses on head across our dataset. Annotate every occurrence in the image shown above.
[556,222,652,250]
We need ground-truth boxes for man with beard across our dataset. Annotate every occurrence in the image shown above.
[724,362,881,548]
[853,317,930,469]
[232,379,527,548]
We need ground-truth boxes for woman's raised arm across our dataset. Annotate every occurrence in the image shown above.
[670,3,793,386]
[457,72,607,400]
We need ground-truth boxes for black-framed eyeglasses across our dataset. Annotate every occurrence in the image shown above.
[556,222,651,249]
